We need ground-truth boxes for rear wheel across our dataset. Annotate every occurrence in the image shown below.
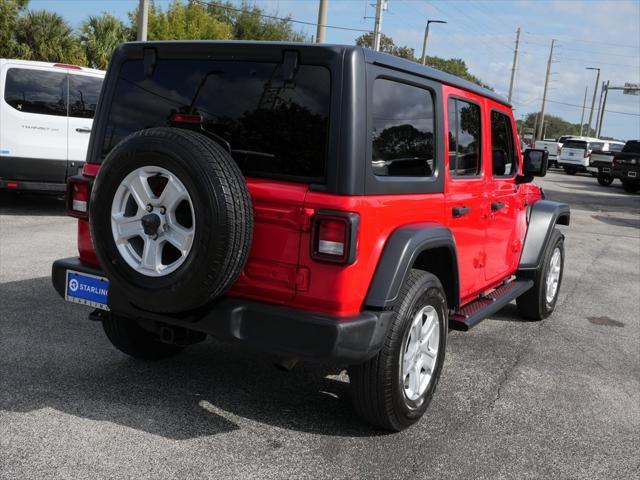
[597,170,614,186]
[622,179,640,193]
[102,314,185,360]
[348,270,447,431]
[517,228,564,320]
[563,166,577,175]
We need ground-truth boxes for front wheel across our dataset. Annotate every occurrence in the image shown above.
[517,228,564,320]
[348,270,447,431]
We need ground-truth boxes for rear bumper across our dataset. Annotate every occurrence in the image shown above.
[611,165,639,180]
[558,158,588,168]
[0,179,66,192]
[52,257,392,364]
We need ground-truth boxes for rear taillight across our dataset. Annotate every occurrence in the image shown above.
[311,212,359,265]
[170,113,203,124]
[66,175,92,219]
[584,150,591,158]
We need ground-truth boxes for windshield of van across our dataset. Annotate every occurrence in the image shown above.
[609,143,624,152]
[101,59,331,182]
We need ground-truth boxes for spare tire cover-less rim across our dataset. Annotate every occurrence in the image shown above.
[110,165,195,277]
[90,127,253,313]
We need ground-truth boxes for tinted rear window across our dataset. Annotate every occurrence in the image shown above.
[102,59,331,182]
[563,140,587,149]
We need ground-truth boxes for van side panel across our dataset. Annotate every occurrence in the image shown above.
[0,64,68,183]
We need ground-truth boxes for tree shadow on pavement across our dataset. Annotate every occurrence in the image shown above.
[0,276,383,440]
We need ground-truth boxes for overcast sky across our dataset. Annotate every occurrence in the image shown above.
[32,0,640,140]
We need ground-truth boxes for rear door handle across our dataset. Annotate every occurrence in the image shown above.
[75,127,91,133]
[491,201,506,212]
[452,206,470,218]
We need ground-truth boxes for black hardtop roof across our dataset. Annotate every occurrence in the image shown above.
[119,40,510,107]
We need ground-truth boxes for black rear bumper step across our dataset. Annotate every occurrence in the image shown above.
[51,257,393,364]
[449,279,533,331]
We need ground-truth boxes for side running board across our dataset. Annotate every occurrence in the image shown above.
[449,279,534,331]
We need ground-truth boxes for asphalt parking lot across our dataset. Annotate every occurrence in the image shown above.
[1,171,638,479]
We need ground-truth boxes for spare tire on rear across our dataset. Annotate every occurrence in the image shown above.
[90,127,253,313]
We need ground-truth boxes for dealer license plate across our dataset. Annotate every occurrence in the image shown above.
[65,270,110,310]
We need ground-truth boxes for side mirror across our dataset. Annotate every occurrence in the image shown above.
[522,148,548,177]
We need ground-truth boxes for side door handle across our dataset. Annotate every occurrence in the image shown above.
[491,201,506,212]
[452,206,470,218]
[75,127,91,133]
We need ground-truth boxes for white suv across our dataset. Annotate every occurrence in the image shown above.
[0,59,105,192]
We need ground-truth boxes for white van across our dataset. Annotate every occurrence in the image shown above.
[0,59,105,191]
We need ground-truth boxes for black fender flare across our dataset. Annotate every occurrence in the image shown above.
[519,200,570,271]
[364,223,460,310]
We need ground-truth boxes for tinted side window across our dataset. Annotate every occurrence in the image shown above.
[103,59,330,181]
[4,68,67,117]
[371,79,435,177]
[490,110,515,177]
[448,98,482,177]
[69,75,102,118]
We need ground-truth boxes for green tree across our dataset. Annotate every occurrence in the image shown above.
[81,13,132,69]
[0,0,29,57]
[130,0,232,41]
[15,10,86,64]
[355,32,491,89]
[516,112,596,140]
[355,32,417,60]
[210,1,307,41]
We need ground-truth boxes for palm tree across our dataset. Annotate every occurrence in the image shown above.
[16,10,86,65]
[81,13,132,70]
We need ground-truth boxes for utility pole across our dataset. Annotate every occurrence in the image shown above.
[420,19,447,65]
[372,0,386,51]
[579,86,588,136]
[597,81,610,138]
[594,80,606,136]
[586,67,600,136]
[536,39,555,142]
[137,0,149,41]
[316,0,328,44]
[507,27,521,104]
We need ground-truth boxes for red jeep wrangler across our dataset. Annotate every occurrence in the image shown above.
[52,42,569,431]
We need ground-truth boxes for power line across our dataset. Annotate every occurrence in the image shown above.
[544,98,640,117]
[193,0,371,33]
[524,31,639,50]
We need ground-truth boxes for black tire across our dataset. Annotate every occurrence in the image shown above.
[90,128,253,313]
[563,166,577,175]
[622,179,640,193]
[348,270,447,431]
[102,314,183,360]
[597,170,613,186]
[517,228,564,320]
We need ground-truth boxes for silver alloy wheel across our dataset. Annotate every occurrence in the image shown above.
[110,166,195,277]
[401,305,440,401]
[545,247,562,304]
